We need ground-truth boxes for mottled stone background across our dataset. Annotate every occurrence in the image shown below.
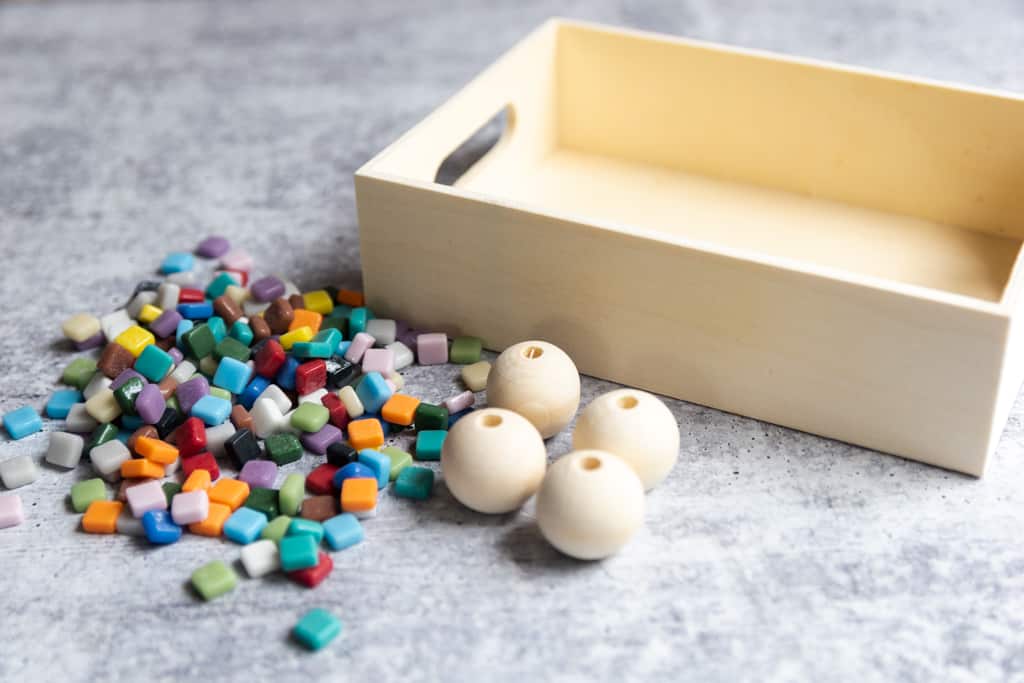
[2,1,1024,681]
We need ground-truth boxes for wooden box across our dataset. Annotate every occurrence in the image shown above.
[355,19,1024,476]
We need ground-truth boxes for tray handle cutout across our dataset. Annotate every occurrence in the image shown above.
[433,104,515,186]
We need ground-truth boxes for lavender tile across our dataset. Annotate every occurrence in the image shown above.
[135,383,166,424]
[250,276,285,303]
[111,369,146,391]
[239,459,277,489]
[175,376,210,414]
[150,309,183,338]
[300,424,343,455]
[195,235,230,258]
[74,331,106,351]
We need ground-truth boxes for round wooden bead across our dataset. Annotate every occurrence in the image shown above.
[535,450,644,560]
[572,389,680,491]
[486,341,580,439]
[441,408,546,514]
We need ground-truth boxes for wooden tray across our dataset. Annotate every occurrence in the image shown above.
[355,18,1024,475]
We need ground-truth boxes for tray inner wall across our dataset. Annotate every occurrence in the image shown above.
[457,23,1024,302]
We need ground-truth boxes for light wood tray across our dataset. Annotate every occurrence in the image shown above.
[355,18,1024,475]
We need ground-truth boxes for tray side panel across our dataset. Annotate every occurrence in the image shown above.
[356,174,1009,475]
[364,20,558,184]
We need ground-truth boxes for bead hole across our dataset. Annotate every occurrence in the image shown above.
[580,456,602,471]
[523,346,544,359]
[481,414,502,427]
[617,395,639,410]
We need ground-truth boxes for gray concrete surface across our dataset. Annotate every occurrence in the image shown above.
[2,1,1024,681]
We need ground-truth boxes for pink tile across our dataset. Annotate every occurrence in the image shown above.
[344,332,376,364]
[0,494,24,529]
[443,390,475,414]
[361,348,395,375]
[171,490,210,525]
[416,333,448,365]
[220,248,253,272]
[126,479,167,518]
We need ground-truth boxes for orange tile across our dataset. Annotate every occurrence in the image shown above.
[121,458,165,479]
[82,500,123,534]
[189,503,232,537]
[134,436,179,464]
[182,469,212,492]
[336,289,364,307]
[208,478,250,511]
[289,309,322,334]
[340,477,377,513]
[347,418,384,451]
[381,394,420,426]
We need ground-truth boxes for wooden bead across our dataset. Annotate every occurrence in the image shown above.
[535,450,644,560]
[486,341,580,438]
[572,389,680,490]
[440,408,546,514]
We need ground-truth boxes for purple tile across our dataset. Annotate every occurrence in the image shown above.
[195,235,231,258]
[239,459,277,489]
[111,369,147,391]
[300,424,343,455]
[150,309,183,338]
[74,331,105,351]
[135,383,166,424]
[397,328,419,351]
[168,347,183,366]
[175,376,210,414]
[250,276,285,303]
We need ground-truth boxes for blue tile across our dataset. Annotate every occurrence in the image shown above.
[223,507,268,544]
[141,510,182,544]
[2,406,42,440]
[45,389,82,419]
[160,252,194,274]
[322,513,364,551]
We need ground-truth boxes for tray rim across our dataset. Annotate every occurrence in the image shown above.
[356,17,1024,318]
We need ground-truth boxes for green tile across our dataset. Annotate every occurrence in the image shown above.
[245,487,279,520]
[449,336,483,364]
[214,337,251,363]
[381,447,412,480]
[260,515,293,542]
[191,560,237,601]
[85,423,119,457]
[70,478,106,513]
[266,433,303,466]
[279,473,305,516]
[414,403,448,431]
[113,377,145,416]
[210,386,231,401]
[63,358,98,390]
[291,403,329,433]
[183,324,216,360]
[162,482,182,506]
